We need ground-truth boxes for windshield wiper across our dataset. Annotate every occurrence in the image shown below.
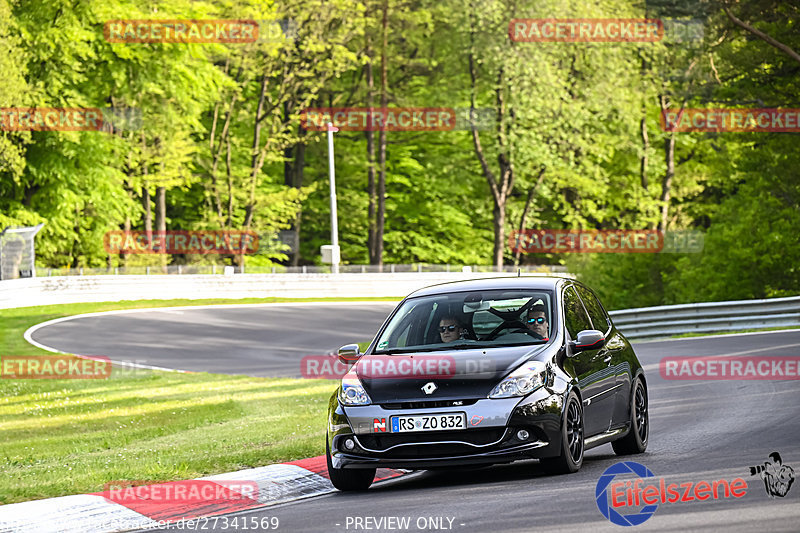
[374,339,546,355]
[489,339,548,348]
[376,342,490,354]
[375,348,426,355]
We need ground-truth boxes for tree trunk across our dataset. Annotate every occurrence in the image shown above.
[142,182,152,241]
[492,203,505,269]
[245,74,269,232]
[284,102,306,266]
[659,95,675,233]
[225,134,233,228]
[374,0,389,269]
[660,131,675,233]
[122,216,130,268]
[638,51,649,191]
[513,168,545,267]
[467,28,514,269]
[155,185,166,268]
[290,138,306,266]
[365,7,378,264]
[141,132,152,244]
[640,117,649,190]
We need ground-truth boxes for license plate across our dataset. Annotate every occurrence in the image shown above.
[391,412,467,433]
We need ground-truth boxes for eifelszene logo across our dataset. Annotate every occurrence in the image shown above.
[595,461,748,526]
[596,462,659,526]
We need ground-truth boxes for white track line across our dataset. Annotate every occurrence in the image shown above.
[22,301,399,374]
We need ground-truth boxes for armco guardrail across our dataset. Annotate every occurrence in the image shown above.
[609,295,800,339]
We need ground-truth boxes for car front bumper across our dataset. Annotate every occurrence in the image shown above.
[327,387,566,470]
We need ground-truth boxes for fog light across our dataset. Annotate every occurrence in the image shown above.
[343,438,355,450]
[517,429,530,441]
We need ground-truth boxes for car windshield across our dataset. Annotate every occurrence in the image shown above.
[373,289,554,353]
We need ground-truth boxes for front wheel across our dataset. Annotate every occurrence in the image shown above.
[326,439,375,491]
[612,377,648,455]
[540,391,584,475]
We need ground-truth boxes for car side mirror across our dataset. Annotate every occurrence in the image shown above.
[338,343,361,364]
[569,330,605,355]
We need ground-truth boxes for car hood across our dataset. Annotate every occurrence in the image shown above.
[356,344,550,403]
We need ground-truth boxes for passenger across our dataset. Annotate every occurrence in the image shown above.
[525,304,549,340]
[438,316,466,343]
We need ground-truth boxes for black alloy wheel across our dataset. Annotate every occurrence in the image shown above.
[540,390,584,474]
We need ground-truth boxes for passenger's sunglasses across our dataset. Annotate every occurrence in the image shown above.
[527,317,547,324]
[439,325,458,333]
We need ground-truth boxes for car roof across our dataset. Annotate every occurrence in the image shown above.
[407,275,572,298]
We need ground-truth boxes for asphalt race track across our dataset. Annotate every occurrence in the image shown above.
[27,306,800,532]
[27,303,398,377]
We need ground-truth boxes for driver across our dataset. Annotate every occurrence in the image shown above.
[525,304,549,340]
[438,316,466,343]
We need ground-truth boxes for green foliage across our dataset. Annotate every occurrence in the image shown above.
[0,0,797,304]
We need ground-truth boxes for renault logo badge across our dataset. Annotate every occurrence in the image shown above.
[421,382,437,395]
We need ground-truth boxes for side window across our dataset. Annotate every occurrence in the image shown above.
[576,285,611,333]
[394,323,411,347]
[563,286,592,339]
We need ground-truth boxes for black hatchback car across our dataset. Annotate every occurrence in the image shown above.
[326,276,648,490]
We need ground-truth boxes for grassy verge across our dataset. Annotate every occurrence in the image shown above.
[628,324,800,343]
[668,325,800,339]
[0,297,392,504]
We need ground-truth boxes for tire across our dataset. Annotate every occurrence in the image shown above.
[612,377,648,455]
[540,390,584,475]
[326,439,376,491]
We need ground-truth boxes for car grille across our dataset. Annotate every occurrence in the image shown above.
[380,399,479,410]
[356,428,507,458]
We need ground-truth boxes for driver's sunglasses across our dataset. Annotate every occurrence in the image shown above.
[439,325,458,333]
[527,317,546,324]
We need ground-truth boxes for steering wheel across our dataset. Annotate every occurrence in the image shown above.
[484,321,545,341]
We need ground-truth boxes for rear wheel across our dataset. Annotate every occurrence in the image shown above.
[540,391,584,474]
[326,439,376,491]
[612,377,648,455]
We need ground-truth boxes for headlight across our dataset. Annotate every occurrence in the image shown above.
[338,372,371,406]
[489,361,547,399]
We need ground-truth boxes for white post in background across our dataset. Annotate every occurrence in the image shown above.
[326,121,340,274]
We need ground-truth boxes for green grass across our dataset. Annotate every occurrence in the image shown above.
[627,324,800,343]
[0,297,393,504]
